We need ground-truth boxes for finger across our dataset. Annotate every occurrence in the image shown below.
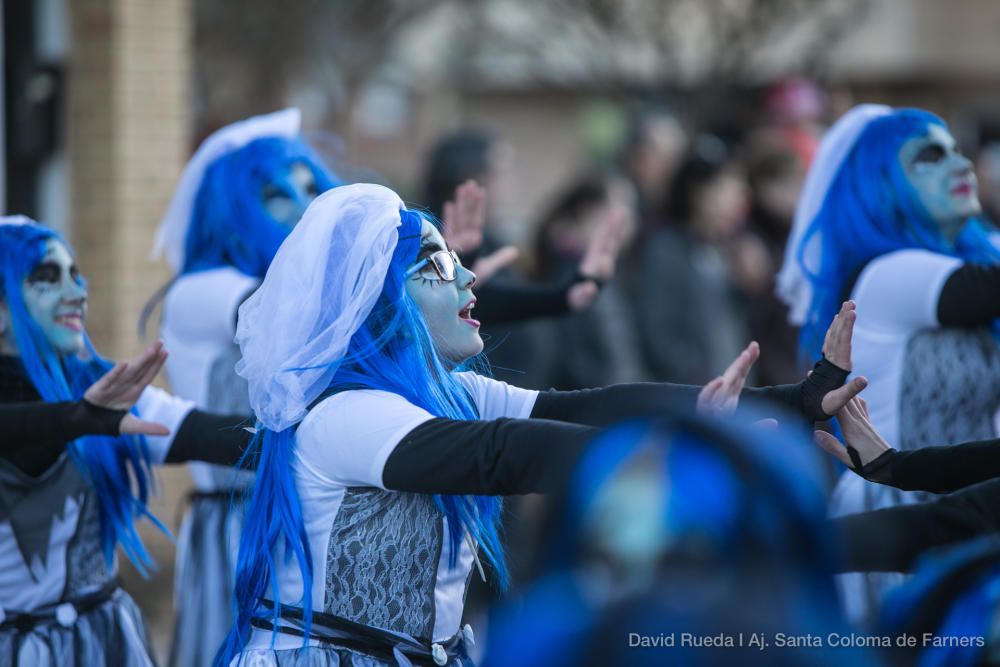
[697,377,725,405]
[566,281,598,312]
[119,342,163,386]
[120,414,170,437]
[472,246,520,284]
[820,376,868,415]
[753,418,779,429]
[91,361,128,392]
[133,349,167,391]
[814,431,852,467]
[722,342,758,387]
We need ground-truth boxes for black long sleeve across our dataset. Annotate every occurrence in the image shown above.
[382,417,599,495]
[833,478,1000,573]
[162,410,255,467]
[529,358,848,425]
[936,263,1000,326]
[855,439,1000,494]
[0,400,124,475]
[473,279,575,326]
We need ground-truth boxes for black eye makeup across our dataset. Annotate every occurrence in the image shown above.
[27,262,61,285]
[913,143,947,164]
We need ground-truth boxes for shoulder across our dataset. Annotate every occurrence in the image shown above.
[857,249,962,288]
[852,249,962,332]
[454,372,538,420]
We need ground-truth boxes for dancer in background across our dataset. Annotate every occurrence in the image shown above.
[0,219,252,666]
[777,104,1000,623]
[149,108,339,667]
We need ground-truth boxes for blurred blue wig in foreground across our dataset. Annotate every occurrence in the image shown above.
[485,411,877,667]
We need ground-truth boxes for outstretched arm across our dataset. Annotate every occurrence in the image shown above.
[816,397,1000,494]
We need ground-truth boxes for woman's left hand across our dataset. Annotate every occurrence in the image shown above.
[814,397,892,470]
[697,341,760,416]
[568,205,629,312]
[817,300,868,415]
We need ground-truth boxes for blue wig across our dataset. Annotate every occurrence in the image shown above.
[881,536,1000,667]
[183,136,339,277]
[0,223,166,573]
[218,209,505,665]
[798,108,1000,362]
[484,413,863,667]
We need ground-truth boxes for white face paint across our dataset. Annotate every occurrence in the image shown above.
[404,220,483,366]
[261,161,319,228]
[899,125,981,241]
[20,240,88,355]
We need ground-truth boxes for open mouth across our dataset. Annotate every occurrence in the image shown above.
[459,299,480,328]
[54,313,84,333]
[952,182,974,197]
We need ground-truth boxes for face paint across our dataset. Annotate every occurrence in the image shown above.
[261,161,320,228]
[899,125,981,241]
[404,220,483,365]
[21,239,88,355]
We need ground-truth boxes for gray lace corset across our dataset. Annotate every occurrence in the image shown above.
[872,327,1000,510]
[323,488,443,639]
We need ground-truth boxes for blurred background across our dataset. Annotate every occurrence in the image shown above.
[6,0,1000,660]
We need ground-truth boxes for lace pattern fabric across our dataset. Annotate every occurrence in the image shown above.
[324,488,442,639]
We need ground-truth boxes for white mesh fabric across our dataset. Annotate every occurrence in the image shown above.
[776,104,892,325]
[151,108,302,273]
[235,183,406,431]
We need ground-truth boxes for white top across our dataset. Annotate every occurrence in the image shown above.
[829,249,1000,623]
[245,373,538,650]
[162,267,259,490]
[0,386,192,613]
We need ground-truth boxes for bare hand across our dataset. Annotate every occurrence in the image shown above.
[697,341,760,416]
[443,180,487,254]
[817,300,868,415]
[471,246,520,285]
[567,206,629,312]
[84,341,170,436]
[813,397,891,469]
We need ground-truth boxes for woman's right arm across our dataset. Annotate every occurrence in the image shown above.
[382,417,599,495]
[833,478,1000,573]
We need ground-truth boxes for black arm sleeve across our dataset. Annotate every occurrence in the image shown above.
[855,439,1000,494]
[382,417,599,495]
[0,399,124,476]
[833,478,1000,573]
[936,264,1000,327]
[529,359,848,425]
[472,279,575,326]
[163,410,255,467]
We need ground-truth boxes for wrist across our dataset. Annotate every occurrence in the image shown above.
[80,399,127,436]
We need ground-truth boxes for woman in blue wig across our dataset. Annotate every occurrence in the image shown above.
[0,218,255,666]
[220,183,864,666]
[777,104,1000,623]
[149,109,340,667]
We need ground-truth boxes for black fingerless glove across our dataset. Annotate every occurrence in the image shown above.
[846,446,898,485]
[800,357,850,421]
[79,399,127,436]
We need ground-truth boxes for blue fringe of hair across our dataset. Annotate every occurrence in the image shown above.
[797,108,1000,364]
[0,223,166,573]
[217,209,506,665]
[183,136,340,277]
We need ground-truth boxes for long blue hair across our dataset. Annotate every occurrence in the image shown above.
[0,222,165,573]
[183,136,339,277]
[217,209,506,664]
[798,108,1000,361]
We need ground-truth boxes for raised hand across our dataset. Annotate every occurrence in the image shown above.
[471,246,520,285]
[568,205,629,312]
[697,341,760,417]
[84,341,170,436]
[816,300,868,415]
[814,397,892,469]
[443,180,487,254]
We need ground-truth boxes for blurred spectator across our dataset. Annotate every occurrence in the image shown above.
[527,173,650,390]
[975,142,1000,225]
[743,132,808,384]
[764,77,827,167]
[628,135,753,384]
[617,105,689,229]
